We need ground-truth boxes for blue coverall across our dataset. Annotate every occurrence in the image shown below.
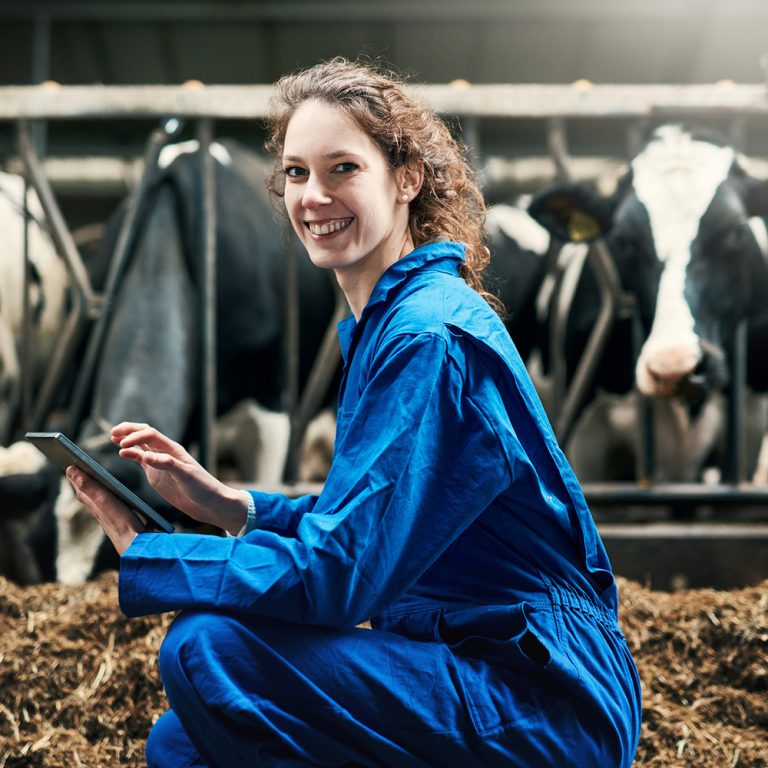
[120,241,642,767]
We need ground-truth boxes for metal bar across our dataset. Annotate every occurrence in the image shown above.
[583,482,768,506]
[16,120,100,431]
[18,179,32,441]
[282,244,300,483]
[460,116,481,172]
[632,314,655,484]
[197,118,217,472]
[555,239,634,445]
[30,13,50,158]
[0,83,766,121]
[546,118,572,182]
[16,154,768,197]
[545,119,574,418]
[283,280,348,482]
[236,480,768,508]
[724,321,748,483]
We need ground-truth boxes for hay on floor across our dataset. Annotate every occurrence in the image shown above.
[1,573,766,767]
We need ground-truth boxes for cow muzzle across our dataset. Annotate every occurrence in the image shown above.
[637,341,706,400]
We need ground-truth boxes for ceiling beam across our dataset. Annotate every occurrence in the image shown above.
[0,83,765,120]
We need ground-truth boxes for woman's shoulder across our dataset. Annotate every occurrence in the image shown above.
[384,271,506,342]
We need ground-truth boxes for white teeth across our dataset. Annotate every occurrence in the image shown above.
[308,219,351,236]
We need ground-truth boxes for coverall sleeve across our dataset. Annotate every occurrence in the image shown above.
[119,330,513,627]
[244,490,319,537]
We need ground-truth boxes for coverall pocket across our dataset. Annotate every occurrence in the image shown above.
[434,604,566,736]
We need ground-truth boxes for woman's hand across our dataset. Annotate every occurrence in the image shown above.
[66,466,142,555]
[111,422,250,535]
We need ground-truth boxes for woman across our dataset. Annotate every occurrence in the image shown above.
[68,58,642,767]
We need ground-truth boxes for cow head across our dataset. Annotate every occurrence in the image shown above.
[529,126,768,402]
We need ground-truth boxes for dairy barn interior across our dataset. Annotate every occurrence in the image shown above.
[1,0,768,590]
[2,3,768,768]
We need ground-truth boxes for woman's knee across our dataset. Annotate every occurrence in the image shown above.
[158,611,219,700]
[158,611,276,704]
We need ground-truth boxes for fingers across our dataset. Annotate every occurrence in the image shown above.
[111,422,187,457]
[117,445,179,469]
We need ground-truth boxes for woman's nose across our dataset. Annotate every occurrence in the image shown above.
[302,176,332,209]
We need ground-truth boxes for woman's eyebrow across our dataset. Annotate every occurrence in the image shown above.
[283,150,363,163]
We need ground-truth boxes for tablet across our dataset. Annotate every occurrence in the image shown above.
[25,431,175,533]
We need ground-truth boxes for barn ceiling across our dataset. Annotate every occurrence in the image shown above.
[0,0,767,87]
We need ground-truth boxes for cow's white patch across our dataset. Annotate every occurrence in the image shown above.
[54,479,105,585]
[214,399,290,483]
[299,407,337,483]
[0,439,46,475]
[0,320,20,441]
[486,203,550,256]
[632,127,735,393]
[753,431,768,485]
[158,140,233,170]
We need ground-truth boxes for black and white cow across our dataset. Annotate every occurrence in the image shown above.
[528,125,768,483]
[0,138,338,584]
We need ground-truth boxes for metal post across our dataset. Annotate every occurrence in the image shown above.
[17,179,32,440]
[31,12,50,158]
[283,279,348,482]
[282,239,301,483]
[632,311,655,484]
[545,118,574,419]
[555,239,634,446]
[546,118,573,183]
[724,321,747,484]
[461,116,482,175]
[197,118,217,472]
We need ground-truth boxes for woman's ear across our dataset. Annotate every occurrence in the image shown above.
[398,162,424,203]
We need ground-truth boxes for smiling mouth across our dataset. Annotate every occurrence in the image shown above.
[306,218,353,236]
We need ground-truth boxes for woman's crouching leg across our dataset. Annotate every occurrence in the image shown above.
[154,610,487,768]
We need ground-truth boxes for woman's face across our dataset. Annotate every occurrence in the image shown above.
[281,100,416,281]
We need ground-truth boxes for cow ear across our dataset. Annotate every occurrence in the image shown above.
[527,184,612,243]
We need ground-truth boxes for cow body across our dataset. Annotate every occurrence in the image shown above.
[529,125,768,484]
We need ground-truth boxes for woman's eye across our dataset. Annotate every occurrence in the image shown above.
[284,166,307,179]
[334,162,358,173]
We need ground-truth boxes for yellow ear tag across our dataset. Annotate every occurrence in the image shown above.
[568,210,601,242]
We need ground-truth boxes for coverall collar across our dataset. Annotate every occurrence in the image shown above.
[337,240,466,362]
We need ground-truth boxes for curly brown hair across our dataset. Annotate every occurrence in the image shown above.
[264,57,500,311]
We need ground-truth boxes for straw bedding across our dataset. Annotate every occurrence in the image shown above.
[0,573,766,767]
